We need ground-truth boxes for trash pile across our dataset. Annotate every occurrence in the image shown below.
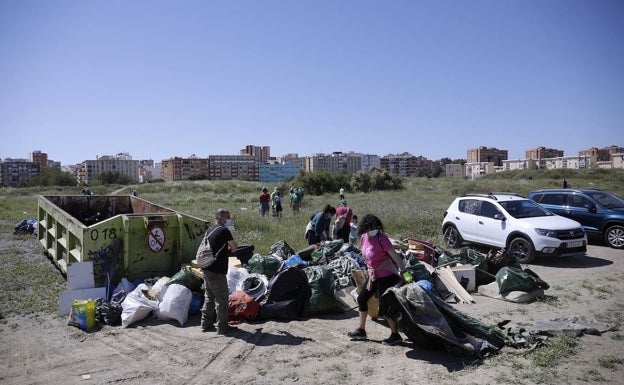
[66,237,611,357]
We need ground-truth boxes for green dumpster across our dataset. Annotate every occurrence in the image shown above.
[38,195,209,286]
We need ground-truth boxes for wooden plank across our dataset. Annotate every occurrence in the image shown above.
[435,266,474,304]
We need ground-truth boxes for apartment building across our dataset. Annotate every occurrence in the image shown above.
[209,155,258,181]
[466,146,508,166]
[78,154,140,184]
[525,147,564,159]
[161,156,209,182]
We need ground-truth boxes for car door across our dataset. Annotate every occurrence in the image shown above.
[475,201,507,247]
[454,198,480,241]
[565,194,603,233]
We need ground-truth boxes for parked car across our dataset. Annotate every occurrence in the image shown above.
[527,189,624,249]
[442,193,587,263]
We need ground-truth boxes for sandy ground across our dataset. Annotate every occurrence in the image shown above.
[1,237,623,385]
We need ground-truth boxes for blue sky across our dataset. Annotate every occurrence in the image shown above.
[1,0,623,166]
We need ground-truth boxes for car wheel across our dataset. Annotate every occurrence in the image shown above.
[443,225,463,248]
[508,237,535,264]
[605,225,624,249]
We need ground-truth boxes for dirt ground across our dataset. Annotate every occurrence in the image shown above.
[1,236,623,385]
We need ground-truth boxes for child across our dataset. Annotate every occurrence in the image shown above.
[349,214,358,244]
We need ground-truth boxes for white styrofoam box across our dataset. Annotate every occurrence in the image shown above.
[451,265,476,292]
[67,261,94,290]
[59,287,107,315]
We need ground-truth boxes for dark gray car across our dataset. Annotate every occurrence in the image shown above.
[527,189,624,249]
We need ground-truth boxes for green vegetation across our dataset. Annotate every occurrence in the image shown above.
[1,168,623,254]
[531,334,579,367]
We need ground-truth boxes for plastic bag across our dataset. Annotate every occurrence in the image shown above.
[157,283,192,326]
[121,284,159,328]
[496,267,550,294]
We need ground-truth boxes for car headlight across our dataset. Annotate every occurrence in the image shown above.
[534,228,558,238]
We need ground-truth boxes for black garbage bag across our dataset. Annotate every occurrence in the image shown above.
[95,298,122,326]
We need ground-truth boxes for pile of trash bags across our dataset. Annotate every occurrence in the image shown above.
[88,237,563,358]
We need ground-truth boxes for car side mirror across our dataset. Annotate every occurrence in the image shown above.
[494,213,506,221]
[587,204,597,213]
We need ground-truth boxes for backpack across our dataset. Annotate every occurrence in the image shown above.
[334,208,350,230]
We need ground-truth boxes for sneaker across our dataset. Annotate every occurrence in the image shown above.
[217,326,239,335]
[382,333,402,346]
[347,328,367,341]
[201,325,216,333]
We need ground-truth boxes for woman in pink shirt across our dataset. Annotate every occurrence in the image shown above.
[347,214,407,345]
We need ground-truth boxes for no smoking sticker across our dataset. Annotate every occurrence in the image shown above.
[148,226,165,253]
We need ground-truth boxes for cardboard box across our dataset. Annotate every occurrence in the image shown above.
[450,265,476,292]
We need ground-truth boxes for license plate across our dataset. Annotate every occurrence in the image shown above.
[567,241,584,248]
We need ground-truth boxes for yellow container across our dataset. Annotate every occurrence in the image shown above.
[71,299,96,330]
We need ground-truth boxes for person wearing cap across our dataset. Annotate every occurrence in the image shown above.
[333,199,353,243]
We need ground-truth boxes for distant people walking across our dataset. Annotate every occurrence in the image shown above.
[290,188,302,214]
[270,187,279,216]
[562,178,568,189]
[339,187,345,201]
[259,187,270,216]
[305,204,336,245]
[333,199,353,243]
[274,191,283,217]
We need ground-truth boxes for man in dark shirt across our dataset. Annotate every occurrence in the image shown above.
[200,208,239,335]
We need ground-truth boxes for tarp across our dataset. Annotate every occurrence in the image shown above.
[382,283,506,357]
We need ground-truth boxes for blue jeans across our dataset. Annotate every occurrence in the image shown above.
[201,270,229,331]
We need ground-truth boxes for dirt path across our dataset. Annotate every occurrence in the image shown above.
[1,244,623,385]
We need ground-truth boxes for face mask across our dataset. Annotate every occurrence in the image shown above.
[224,219,232,228]
[367,229,379,237]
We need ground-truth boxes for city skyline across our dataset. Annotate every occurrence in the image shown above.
[2,143,621,167]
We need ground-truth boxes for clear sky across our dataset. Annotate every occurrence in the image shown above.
[1,0,623,166]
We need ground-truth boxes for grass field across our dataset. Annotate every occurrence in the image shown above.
[1,168,623,254]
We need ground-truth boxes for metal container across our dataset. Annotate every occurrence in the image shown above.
[38,195,209,286]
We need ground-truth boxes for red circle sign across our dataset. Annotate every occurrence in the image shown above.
[147,226,165,253]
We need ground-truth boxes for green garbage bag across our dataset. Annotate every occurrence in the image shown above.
[459,247,489,271]
[303,265,343,315]
[310,240,344,262]
[496,267,550,294]
[166,266,203,292]
[269,240,296,260]
[246,254,282,279]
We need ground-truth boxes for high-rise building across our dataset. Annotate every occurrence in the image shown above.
[466,146,508,166]
[525,147,564,159]
[241,145,270,164]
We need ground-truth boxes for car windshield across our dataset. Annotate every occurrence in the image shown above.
[585,191,624,209]
[499,200,553,218]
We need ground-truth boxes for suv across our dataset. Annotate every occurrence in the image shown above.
[442,193,587,263]
[527,189,624,249]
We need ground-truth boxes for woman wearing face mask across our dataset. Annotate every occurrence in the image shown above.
[347,214,407,345]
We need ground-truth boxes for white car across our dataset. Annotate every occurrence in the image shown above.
[442,193,587,263]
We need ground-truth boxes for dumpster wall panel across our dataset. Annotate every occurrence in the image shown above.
[38,195,209,286]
